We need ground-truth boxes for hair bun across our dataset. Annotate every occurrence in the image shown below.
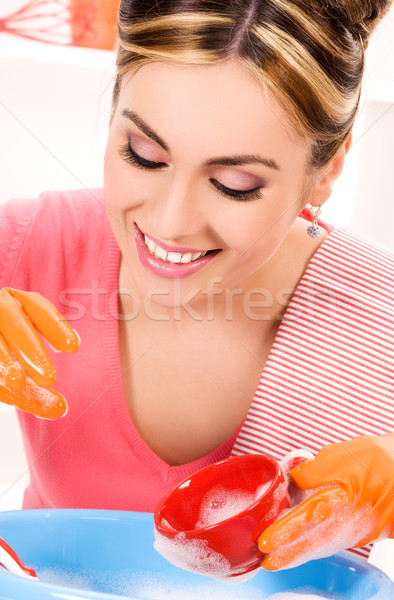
[328,0,393,41]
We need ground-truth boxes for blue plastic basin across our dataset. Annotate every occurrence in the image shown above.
[0,509,392,599]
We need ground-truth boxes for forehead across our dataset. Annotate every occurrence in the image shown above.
[117,60,307,160]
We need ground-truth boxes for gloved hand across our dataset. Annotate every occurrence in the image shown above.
[258,434,394,570]
[0,288,79,419]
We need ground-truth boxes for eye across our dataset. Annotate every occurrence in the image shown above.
[210,178,262,202]
[118,143,262,201]
[119,142,167,170]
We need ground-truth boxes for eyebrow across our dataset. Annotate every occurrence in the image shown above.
[121,109,280,171]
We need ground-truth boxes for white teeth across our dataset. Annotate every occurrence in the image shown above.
[143,234,208,264]
[154,246,167,260]
[180,253,192,264]
[167,252,182,263]
[146,238,156,253]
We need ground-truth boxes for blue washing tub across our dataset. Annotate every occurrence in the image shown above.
[0,509,392,599]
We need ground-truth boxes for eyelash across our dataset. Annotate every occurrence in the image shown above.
[118,142,263,202]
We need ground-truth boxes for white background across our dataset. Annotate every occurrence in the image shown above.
[0,0,393,581]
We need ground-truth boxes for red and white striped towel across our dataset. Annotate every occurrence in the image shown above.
[232,226,394,559]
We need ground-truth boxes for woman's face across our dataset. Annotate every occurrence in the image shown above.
[104,60,314,310]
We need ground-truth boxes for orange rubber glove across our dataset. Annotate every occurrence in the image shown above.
[258,434,394,570]
[0,288,79,419]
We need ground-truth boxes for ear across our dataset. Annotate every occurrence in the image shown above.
[308,134,352,208]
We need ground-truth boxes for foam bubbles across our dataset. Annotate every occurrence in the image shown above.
[196,482,272,528]
[153,530,240,578]
[127,573,337,599]
[127,573,265,599]
[270,500,373,570]
[129,575,339,600]
[36,567,340,599]
[36,568,100,591]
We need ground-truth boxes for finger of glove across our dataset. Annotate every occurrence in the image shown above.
[290,462,337,490]
[0,289,56,388]
[258,485,347,554]
[0,332,25,393]
[6,288,79,353]
[260,509,348,571]
[261,498,377,571]
[0,379,68,419]
[290,442,352,490]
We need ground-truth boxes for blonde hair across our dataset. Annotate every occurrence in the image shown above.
[113,0,392,169]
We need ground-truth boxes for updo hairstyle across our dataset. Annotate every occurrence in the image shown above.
[112,0,393,170]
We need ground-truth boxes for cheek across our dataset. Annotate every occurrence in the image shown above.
[222,197,301,276]
[218,200,289,256]
[104,143,146,213]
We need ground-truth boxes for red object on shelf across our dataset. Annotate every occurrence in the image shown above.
[70,0,119,50]
[0,0,118,50]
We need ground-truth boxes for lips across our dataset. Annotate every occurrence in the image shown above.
[134,224,221,279]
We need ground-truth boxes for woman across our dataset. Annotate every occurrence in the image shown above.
[0,0,393,571]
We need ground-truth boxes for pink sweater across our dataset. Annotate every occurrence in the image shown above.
[0,189,238,511]
[1,187,393,555]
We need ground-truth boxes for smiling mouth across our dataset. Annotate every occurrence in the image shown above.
[143,232,218,264]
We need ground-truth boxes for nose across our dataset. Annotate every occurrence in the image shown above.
[147,176,204,242]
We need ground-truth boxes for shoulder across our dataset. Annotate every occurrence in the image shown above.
[309,225,394,314]
[1,187,109,243]
[0,187,107,232]
[323,226,394,273]
[32,187,107,229]
[0,188,111,287]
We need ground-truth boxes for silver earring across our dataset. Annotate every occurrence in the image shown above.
[307,206,321,238]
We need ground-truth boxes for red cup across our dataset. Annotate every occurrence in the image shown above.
[154,454,290,580]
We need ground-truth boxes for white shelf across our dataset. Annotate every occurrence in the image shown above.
[0,32,115,69]
[0,406,29,512]
[0,485,24,512]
